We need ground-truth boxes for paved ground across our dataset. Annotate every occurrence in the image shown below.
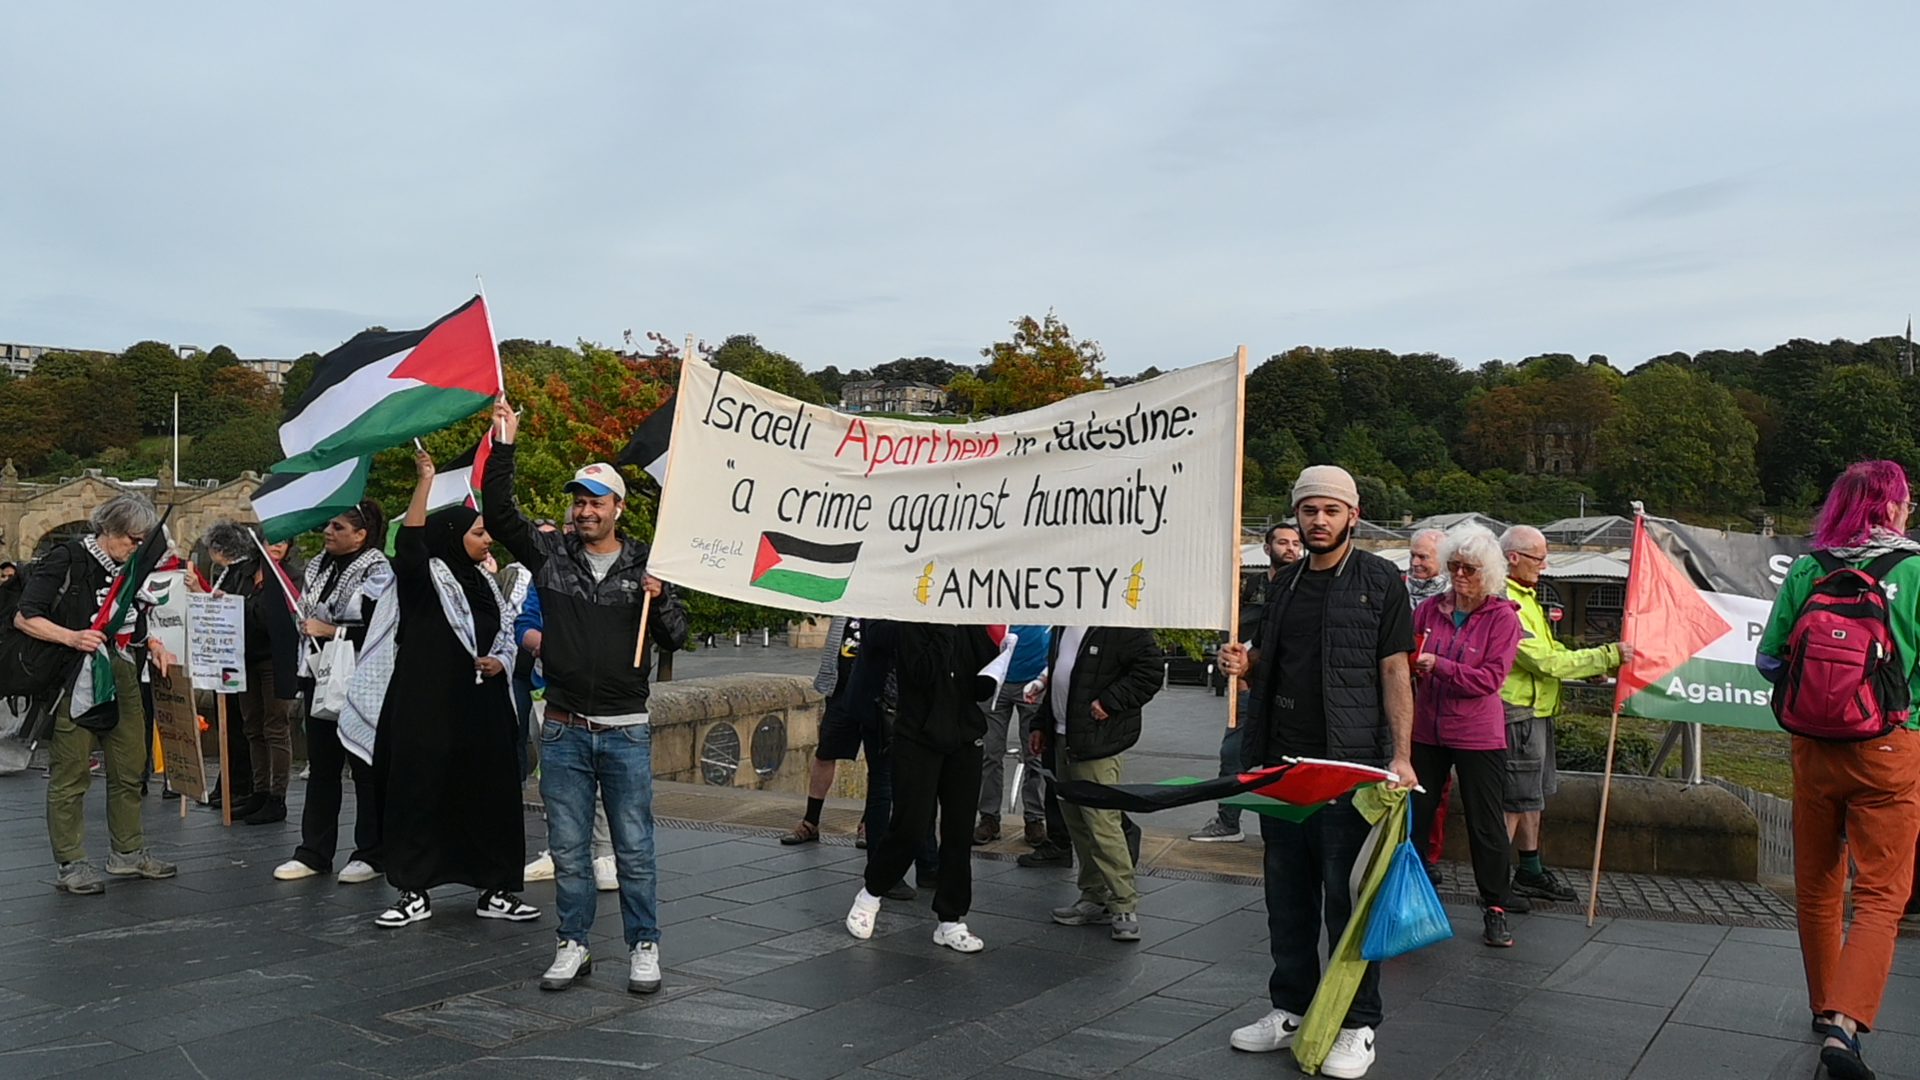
[4,768,1914,1080]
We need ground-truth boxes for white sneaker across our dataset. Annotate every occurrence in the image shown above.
[933,921,984,954]
[628,942,662,994]
[1230,1008,1303,1052]
[374,890,431,928]
[1318,1025,1376,1078]
[337,860,378,884]
[845,889,881,939]
[594,854,618,892]
[540,940,591,991]
[476,890,540,922]
[524,851,555,882]
[273,859,317,881]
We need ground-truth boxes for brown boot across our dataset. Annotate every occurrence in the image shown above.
[972,814,1001,845]
[780,820,820,846]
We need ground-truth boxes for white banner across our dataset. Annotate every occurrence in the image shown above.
[648,355,1243,628]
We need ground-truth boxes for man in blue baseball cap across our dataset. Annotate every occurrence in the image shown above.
[484,404,689,997]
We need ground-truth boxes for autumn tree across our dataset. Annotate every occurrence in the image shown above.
[948,312,1103,416]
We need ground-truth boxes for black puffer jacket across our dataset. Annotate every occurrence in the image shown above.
[1239,547,1405,769]
[1032,627,1162,762]
[483,443,689,716]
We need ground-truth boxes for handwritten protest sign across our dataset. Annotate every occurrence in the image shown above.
[649,356,1242,628]
[188,593,247,692]
[152,674,209,802]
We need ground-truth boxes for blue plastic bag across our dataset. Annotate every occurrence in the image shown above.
[1360,805,1454,962]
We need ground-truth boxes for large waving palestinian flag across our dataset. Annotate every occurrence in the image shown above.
[276,296,500,474]
[1056,758,1396,822]
[251,457,371,543]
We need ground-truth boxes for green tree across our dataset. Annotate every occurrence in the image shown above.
[948,313,1103,416]
[710,335,826,404]
[182,414,283,480]
[280,352,321,418]
[1596,365,1758,511]
[115,340,195,434]
[1247,348,1338,454]
[868,356,968,386]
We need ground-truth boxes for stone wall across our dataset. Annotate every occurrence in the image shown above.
[0,463,261,561]
[1441,771,1759,880]
[648,674,834,796]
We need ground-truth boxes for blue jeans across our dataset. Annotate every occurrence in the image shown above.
[539,720,658,949]
[1260,795,1383,1028]
[512,677,535,783]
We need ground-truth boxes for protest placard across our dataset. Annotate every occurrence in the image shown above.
[188,592,247,692]
[648,355,1244,629]
[151,673,209,803]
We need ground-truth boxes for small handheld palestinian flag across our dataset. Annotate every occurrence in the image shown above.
[70,509,174,717]
[425,432,494,512]
[1054,758,1396,823]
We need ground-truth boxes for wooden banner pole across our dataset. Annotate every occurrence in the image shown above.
[218,694,232,827]
[1226,345,1248,730]
[632,592,654,669]
[1585,706,1622,926]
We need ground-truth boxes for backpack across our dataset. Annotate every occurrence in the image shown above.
[0,550,84,700]
[1771,551,1916,741]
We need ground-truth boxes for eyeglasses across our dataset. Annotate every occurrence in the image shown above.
[1447,562,1479,577]
[1512,550,1547,565]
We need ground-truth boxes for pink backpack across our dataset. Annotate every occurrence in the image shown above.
[1772,551,1914,741]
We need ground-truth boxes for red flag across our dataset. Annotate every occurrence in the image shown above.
[1615,516,1732,709]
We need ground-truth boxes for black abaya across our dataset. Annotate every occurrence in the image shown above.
[372,512,524,893]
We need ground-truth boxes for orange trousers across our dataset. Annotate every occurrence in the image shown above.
[1792,728,1920,1030]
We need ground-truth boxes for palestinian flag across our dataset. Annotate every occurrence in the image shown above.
[276,295,500,474]
[616,394,675,486]
[1616,515,1733,711]
[426,433,493,512]
[1055,758,1396,822]
[750,531,861,603]
[251,457,371,543]
[70,509,174,718]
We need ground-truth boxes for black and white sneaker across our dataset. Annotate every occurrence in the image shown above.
[375,890,432,928]
[476,890,540,922]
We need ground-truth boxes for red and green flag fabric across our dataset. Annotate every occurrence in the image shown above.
[1055,758,1396,821]
[275,295,500,475]
[1613,515,1756,726]
[70,511,174,717]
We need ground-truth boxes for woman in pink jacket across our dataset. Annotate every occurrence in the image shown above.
[1410,524,1525,948]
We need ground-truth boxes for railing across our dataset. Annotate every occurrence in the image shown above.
[1708,777,1794,883]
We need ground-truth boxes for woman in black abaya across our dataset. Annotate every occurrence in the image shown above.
[368,448,536,928]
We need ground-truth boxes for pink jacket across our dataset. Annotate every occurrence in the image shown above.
[1412,592,1524,751]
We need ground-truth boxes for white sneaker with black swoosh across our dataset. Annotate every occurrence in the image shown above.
[1319,1024,1376,1078]
[1229,1008,1302,1052]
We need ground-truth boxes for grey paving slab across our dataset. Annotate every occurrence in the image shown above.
[1669,974,1817,1040]
[1541,940,1709,1007]
[1698,938,1806,986]
[1626,1022,1820,1080]
[700,998,957,1079]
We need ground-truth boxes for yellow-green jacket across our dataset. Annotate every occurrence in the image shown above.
[1499,578,1622,719]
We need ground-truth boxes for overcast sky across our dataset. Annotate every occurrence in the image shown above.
[4,3,1916,375]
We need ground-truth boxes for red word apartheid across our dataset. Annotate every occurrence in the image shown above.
[834,419,1002,477]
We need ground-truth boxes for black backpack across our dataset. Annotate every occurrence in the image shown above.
[0,551,84,699]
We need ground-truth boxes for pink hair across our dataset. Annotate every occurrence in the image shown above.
[1812,460,1911,550]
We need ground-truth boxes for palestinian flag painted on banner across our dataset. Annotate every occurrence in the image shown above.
[425,433,493,512]
[70,509,174,717]
[1055,758,1397,822]
[275,295,500,474]
[617,394,675,487]
[1615,514,1735,714]
[251,457,371,543]
[750,531,861,603]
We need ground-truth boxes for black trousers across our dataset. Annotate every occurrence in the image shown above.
[865,736,980,922]
[1410,741,1512,908]
[1042,742,1142,864]
[294,712,381,873]
[1262,797,1382,1026]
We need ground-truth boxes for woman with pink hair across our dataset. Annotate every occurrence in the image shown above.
[1758,460,1920,1080]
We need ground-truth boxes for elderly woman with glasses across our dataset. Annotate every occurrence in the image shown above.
[1408,523,1526,948]
[274,499,392,885]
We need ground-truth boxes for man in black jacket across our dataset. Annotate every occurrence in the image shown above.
[1217,465,1414,1080]
[1027,626,1161,942]
[483,402,689,997]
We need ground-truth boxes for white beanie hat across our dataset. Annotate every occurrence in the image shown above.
[1291,464,1360,510]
